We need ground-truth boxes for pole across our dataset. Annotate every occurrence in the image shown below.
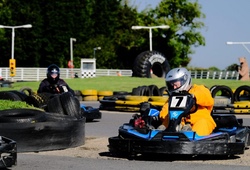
[131,25,170,51]
[11,28,15,59]
[149,28,152,51]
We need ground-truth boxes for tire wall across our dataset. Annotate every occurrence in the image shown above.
[132,50,170,78]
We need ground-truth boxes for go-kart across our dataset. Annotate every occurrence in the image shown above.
[80,104,102,122]
[108,91,250,157]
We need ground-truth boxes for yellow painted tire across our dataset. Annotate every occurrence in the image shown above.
[81,90,98,96]
[233,102,250,109]
[233,109,250,113]
[83,95,98,101]
[98,90,113,96]
[149,101,165,106]
[149,96,168,103]
[124,95,149,102]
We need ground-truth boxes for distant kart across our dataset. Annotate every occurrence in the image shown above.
[109,91,250,158]
[80,104,102,122]
[0,136,16,168]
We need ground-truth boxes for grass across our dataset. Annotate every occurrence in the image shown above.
[1,76,249,93]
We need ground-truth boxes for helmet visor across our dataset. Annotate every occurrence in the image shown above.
[50,68,59,75]
[166,75,187,92]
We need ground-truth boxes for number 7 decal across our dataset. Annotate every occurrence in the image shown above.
[170,96,187,108]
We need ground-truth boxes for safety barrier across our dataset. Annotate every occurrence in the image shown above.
[0,67,240,81]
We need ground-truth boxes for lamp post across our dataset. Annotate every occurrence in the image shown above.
[70,38,76,64]
[0,24,32,60]
[226,41,250,54]
[131,25,170,51]
[93,47,101,59]
[69,38,76,78]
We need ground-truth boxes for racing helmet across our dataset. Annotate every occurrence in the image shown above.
[165,67,192,93]
[47,64,60,83]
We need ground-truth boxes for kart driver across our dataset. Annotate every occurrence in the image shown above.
[158,67,216,136]
[37,64,75,95]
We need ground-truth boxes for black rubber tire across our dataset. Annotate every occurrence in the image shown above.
[60,92,81,119]
[9,90,28,101]
[148,85,161,96]
[25,93,52,108]
[19,87,34,96]
[131,87,141,96]
[159,86,168,96]
[137,86,150,96]
[0,114,85,152]
[210,85,219,94]
[211,85,234,103]
[113,91,130,96]
[0,91,22,101]
[0,109,46,123]
[234,85,250,102]
[45,112,79,122]
[47,95,64,115]
[132,50,170,78]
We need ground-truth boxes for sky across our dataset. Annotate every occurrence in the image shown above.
[133,0,250,70]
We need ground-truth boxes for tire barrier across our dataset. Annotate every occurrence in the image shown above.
[132,50,170,78]
[25,92,53,109]
[0,110,85,152]
[233,85,250,102]
[47,92,82,119]
[19,87,34,96]
[99,95,167,112]
[0,91,23,101]
[0,109,47,123]
[97,90,113,101]
[211,85,234,106]
[81,89,98,101]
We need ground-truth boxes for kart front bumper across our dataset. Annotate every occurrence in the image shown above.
[108,136,246,156]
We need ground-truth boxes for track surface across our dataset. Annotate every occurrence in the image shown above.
[12,101,250,170]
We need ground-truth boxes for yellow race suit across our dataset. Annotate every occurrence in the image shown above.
[159,84,216,136]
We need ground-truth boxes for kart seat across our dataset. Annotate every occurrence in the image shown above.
[212,114,241,128]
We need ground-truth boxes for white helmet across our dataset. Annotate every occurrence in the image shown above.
[165,67,192,94]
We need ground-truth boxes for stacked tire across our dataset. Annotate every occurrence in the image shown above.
[0,91,86,152]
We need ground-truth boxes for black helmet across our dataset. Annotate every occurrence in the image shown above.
[47,64,60,83]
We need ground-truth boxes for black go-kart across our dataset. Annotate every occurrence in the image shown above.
[108,91,250,158]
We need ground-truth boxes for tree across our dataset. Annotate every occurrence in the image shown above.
[130,0,206,68]
[226,63,239,71]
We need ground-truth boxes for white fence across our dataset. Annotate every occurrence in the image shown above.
[0,67,240,81]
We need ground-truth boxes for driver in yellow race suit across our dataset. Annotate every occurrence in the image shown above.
[158,67,216,136]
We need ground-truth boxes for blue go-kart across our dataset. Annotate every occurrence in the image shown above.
[108,91,250,158]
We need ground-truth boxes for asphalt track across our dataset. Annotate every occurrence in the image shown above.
[11,101,250,170]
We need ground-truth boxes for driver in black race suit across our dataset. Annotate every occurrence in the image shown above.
[37,64,75,96]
